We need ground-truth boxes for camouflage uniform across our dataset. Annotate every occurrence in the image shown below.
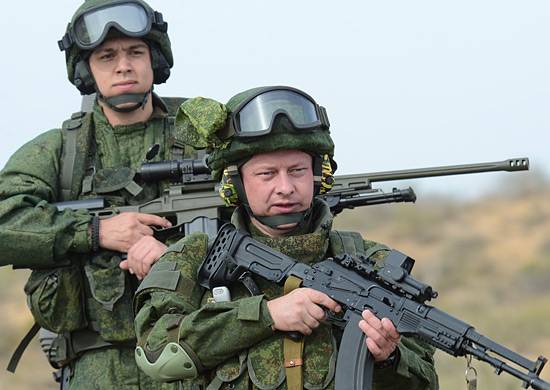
[0,96,180,389]
[134,200,438,389]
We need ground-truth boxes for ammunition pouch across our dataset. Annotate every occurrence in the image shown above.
[83,252,136,342]
[23,252,136,349]
[24,262,87,332]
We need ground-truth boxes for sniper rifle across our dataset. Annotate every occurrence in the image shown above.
[55,157,529,239]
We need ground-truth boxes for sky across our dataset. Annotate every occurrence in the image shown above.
[1,1,548,199]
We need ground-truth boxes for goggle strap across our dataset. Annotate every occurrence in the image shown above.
[58,28,73,52]
[319,106,330,129]
[152,11,168,32]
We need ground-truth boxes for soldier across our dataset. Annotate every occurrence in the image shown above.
[133,86,439,389]
[0,0,191,388]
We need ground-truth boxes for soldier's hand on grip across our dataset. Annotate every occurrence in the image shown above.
[266,288,342,336]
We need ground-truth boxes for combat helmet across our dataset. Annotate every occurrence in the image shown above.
[58,0,173,111]
[207,86,336,229]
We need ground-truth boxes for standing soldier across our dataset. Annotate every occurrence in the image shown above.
[133,86,439,389]
[0,0,191,388]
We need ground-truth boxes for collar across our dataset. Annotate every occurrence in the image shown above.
[230,199,334,263]
[93,92,168,134]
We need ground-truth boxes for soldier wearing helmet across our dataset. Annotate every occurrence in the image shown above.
[133,86,439,389]
[0,1,192,388]
[59,0,173,113]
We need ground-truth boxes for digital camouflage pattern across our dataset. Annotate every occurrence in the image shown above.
[134,200,438,389]
[69,348,178,390]
[0,95,181,389]
[174,97,228,150]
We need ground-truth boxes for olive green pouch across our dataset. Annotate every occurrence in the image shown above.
[24,263,87,332]
[83,253,135,342]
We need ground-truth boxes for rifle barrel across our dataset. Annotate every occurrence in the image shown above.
[342,157,529,184]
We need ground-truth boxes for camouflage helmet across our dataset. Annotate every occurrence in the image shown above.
[207,86,335,181]
[59,0,173,95]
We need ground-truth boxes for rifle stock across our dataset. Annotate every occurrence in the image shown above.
[197,224,550,390]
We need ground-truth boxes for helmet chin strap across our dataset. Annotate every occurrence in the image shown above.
[247,205,312,232]
[96,87,152,113]
[226,164,312,232]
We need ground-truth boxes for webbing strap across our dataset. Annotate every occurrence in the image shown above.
[283,276,304,390]
[59,118,79,201]
[70,329,122,355]
[6,322,40,373]
[205,376,223,390]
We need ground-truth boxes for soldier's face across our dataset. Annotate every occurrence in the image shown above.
[241,149,314,237]
[88,37,154,99]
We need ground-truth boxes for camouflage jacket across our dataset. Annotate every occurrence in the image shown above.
[134,201,439,389]
[0,95,179,344]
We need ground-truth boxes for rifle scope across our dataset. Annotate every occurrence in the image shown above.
[137,159,210,182]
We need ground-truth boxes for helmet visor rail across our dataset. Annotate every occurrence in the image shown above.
[231,88,330,138]
[59,2,166,51]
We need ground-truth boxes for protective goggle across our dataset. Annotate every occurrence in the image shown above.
[226,87,330,138]
[58,1,166,51]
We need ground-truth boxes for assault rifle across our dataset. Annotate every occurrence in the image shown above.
[197,223,550,390]
[55,157,529,239]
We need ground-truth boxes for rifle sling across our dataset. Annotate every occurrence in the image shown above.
[283,275,305,390]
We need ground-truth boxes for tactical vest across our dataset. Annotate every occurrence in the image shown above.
[8,96,190,373]
[137,223,388,390]
[58,96,190,201]
[203,230,388,390]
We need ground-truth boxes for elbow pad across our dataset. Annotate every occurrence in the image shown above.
[135,342,199,381]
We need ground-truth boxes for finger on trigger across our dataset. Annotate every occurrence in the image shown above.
[311,290,340,313]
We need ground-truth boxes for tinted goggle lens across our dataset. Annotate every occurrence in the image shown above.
[73,3,150,48]
[237,90,321,136]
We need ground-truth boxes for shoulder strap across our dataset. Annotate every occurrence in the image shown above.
[59,111,94,201]
[329,230,366,258]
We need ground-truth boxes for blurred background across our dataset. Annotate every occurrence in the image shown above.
[1,1,549,388]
